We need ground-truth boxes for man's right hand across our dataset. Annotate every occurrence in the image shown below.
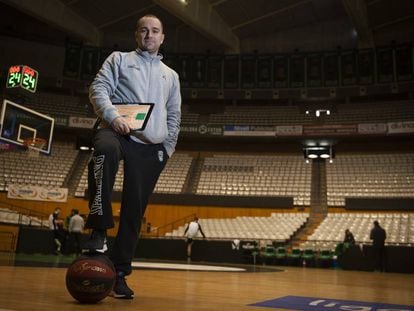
[111,117,131,135]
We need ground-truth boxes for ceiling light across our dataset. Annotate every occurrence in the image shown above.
[303,145,334,161]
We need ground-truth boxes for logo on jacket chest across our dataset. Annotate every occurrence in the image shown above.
[158,150,164,162]
[127,65,140,70]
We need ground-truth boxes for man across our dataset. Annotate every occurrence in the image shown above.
[64,209,75,230]
[343,229,355,245]
[68,209,85,255]
[83,14,181,299]
[184,217,206,260]
[370,220,387,272]
[48,208,62,254]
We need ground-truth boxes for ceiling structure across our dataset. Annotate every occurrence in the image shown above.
[1,0,414,54]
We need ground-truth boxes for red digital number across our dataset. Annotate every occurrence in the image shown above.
[9,66,21,73]
[23,66,35,77]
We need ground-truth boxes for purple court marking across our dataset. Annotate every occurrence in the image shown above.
[249,295,414,310]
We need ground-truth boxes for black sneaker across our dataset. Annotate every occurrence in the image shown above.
[111,272,134,299]
[82,230,108,254]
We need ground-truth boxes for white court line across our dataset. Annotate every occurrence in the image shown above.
[131,261,246,272]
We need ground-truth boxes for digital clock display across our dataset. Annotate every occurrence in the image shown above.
[21,66,38,92]
[6,65,38,93]
[6,65,22,88]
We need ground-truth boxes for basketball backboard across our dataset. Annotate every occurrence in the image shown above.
[0,99,54,154]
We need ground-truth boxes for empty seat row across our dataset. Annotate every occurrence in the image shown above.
[304,213,414,251]
[166,213,309,242]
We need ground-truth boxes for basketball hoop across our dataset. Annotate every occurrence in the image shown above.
[23,138,46,158]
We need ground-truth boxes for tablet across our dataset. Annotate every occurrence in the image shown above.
[114,103,154,131]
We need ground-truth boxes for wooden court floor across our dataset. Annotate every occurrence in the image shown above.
[0,254,413,311]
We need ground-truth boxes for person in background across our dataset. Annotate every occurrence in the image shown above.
[184,217,206,261]
[82,14,181,299]
[370,220,387,272]
[62,209,76,251]
[48,208,62,255]
[65,209,75,230]
[344,229,355,245]
[68,209,85,255]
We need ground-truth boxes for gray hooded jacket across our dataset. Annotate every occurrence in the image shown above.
[89,49,181,157]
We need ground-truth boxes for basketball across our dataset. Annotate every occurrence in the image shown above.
[65,254,116,303]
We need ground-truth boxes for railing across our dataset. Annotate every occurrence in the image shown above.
[142,213,197,238]
[0,202,48,226]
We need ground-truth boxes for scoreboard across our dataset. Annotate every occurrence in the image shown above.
[6,65,38,93]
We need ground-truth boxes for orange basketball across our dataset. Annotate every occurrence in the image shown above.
[66,254,115,303]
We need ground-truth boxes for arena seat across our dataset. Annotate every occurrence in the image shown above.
[326,153,414,206]
[0,141,78,189]
[302,212,414,251]
[196,154,311,206]
[166,213,309,242]
[208,100,414,126]
[74,153,193,196]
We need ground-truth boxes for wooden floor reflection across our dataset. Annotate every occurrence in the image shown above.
[0,255,413,311]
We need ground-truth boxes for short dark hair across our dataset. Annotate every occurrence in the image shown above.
[374,220,379,226]
[137,14,164,33]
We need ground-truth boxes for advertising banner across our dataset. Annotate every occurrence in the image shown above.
[303,124,357,136]
[377,47,394,83]
[180,124,223,136]
[80,45,100,80]
[388,121,414,134]
[241,55,256,89]
[307,54,322,87]
[358,49,375,84]
[289,54,305,88]
[274,55,289,88]
[178,55,191,87]
[223,125,275,136]
[257,55,272,88]
[276,125,303,136]
[223,55,240,88]
[324,52,339,86]
[8,184,68,202]
[357,123,387,134]
[63,41,81,78]
[341,50,357,85]
[207,55,223,88]
[395,44,413,81]
[191,56,206,88]
[68,116,96,129]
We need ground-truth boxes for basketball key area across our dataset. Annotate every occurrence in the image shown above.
[0,252,413,310]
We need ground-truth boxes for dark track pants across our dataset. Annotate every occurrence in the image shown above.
[85,128,168,274]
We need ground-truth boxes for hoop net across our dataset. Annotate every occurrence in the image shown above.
[23,138,46,158]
